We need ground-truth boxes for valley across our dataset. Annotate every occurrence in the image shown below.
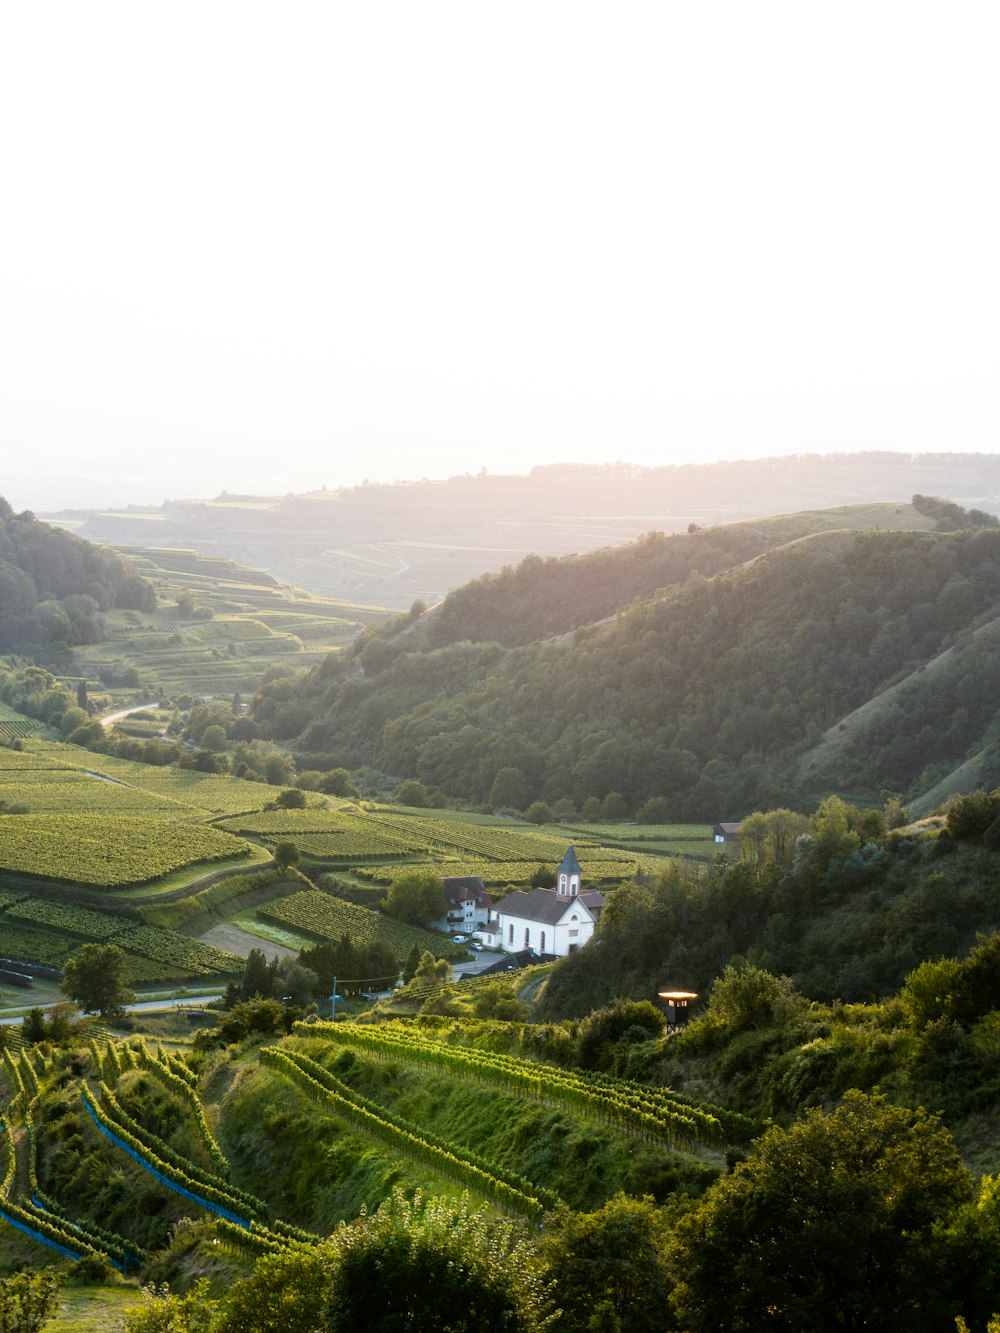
[2,474,1000,1328]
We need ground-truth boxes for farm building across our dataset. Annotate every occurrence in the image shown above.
[713,821,742,848]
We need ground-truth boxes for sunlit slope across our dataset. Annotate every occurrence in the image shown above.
[253,517,1000,817]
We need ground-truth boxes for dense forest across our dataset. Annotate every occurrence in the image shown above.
[0,497,154,666]
[249,506,1000,818]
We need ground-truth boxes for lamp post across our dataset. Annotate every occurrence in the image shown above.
[658,989,698,1031]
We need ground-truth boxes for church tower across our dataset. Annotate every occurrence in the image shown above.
[555,845,582,899]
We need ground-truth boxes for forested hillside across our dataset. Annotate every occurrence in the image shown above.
[250,506,1000,818]
[0,496,153,666]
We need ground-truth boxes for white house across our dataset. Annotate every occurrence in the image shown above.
[428,876,493,937]
[490,847,599,958]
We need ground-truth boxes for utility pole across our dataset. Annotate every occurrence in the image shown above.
[330,977,337,1022]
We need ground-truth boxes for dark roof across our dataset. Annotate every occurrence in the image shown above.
[443,875,487,894]
[715,822,742,836]
[461,949,552,978]
[557,845,582,877]
[579,889,605,916]
[493,887,594,926]
[442,876,491,907]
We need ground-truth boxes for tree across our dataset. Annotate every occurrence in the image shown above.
[273,840,300,871]
[636,796,669,824]
[240,948,274,1000]
[324,1190,555,1331]
[21,1007,47,1044]
[200,723,227,753]
[0,1269,62,1333]
[273,787,306,809]
[125,1279,219,1332]
[542,1195,670,1333]
[488,766,531,809]
[382,871,442,926]
[264,753,296,786]
[670,1091,977,1332]
[601,791,627,820]
[395,778,429,807]
[525,800,553,825]
[531,865,557,889]
[320,767,357,797]
[61,943,134,1020]
[402,942,423,982]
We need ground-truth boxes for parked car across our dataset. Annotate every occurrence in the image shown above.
[470,942,483,952]
[453,934,468,944]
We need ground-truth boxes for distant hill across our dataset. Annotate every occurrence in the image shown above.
[45,450,1000,609]
[0,496,154,667]
[246,499,1000,818]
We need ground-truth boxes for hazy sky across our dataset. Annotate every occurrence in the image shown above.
[1,2,997,510]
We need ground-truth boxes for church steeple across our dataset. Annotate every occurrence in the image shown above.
[556,845,582,898]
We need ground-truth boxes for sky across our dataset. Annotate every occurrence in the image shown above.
[1,2,997,511]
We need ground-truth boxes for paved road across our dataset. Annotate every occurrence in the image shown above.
[0,993,223,1026]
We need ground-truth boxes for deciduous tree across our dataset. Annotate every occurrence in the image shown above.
[60,943,134,1020]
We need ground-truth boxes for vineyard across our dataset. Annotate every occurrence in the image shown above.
[0,894,243,979]
[294,1020,755,1149]
[256,889,467,961]
[0,814,254,887]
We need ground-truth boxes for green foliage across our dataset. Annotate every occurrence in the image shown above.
[525,800,553,825]
[125,1280,220,1332]
[217,1248,331,1333]
[0,1269,61,1333]
[670,1091,979,1332]
[323,1190,556,1332]
[272,839,299,870]
[394,778,429,807]
[948,789,1000,840]
[701,963,803,1036]
[542,1195,670,1333]
[902,934,1000,1030]
[61,942,135,1019]
[573,1000,665,1071]
[248,525,1000,816]
[381,870,442,926]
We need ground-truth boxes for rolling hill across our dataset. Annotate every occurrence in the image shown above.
[46,451,1000,609]
[245,499,1000,819]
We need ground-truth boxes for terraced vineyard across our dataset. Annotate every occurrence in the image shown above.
[0,893,242,979]
[66,543,394,695]
[0,702,42,743]
[217,807,420,859]
[256,889,466,961]
[25,741,279,816]
[0,814,254,887]
[297,1020,755,1149]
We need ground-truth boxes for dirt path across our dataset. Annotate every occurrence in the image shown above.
[198,922,298,962]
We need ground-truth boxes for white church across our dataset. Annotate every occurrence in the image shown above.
[488,846,603,958]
